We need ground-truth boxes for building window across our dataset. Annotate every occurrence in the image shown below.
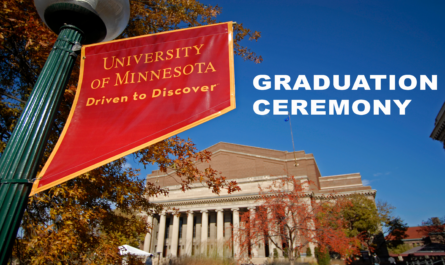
[208,217,210,237]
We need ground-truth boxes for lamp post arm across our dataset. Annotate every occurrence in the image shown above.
[0,25,83,264]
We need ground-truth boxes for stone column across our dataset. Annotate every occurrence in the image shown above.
[171,213,180,257]
[216,209,224,257]
[275,222,283,257]
[224,211,232,258]
[231,208,240,258]
[249,207,260,258]
[267,208,275,258]
[156,212,166,256]
[186,211,194,256]
[144,215,153,253]
[200,210,208,255]
[305,198,316,258]
[268,208,283,258]
[286,206,297,253]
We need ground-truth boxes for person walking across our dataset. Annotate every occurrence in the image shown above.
[145,254,153,265]
[371,253,381,265]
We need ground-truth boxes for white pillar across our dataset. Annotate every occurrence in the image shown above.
[267,208,275,258]
[231,208,240,258]
[287,206,297,252]
[249,207,259,258]
[170,214,180,257]
[200,210,208,255]
[144,215,153,253]
[305,197,316,257]
[275,221,283,258]
[186,211,194,256]
[156,212,166,256]
[216,209,224,257]
[268,208,283,258]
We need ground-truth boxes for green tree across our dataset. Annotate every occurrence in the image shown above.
[385,217,408,249]
[339,194,402,255]
[1,0,261,264]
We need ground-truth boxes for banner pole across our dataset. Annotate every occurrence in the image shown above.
[0,25,83,264]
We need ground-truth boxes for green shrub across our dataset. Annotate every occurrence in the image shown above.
[273,248,279,259]
[315,247,330,265]
[306,247,312,257]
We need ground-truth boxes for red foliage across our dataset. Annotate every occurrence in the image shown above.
[234,176,360,263]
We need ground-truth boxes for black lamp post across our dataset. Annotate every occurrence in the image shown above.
[0,0,129,263]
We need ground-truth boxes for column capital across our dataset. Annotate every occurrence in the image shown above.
[187,210,194,215]
[200,209,208,213]
[160,211,166,216]
[231,207,239,212]
[215,208,224,212]
[248,206,256,211]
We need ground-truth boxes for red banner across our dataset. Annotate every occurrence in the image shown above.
[30,22,235,196]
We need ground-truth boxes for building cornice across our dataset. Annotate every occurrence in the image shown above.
[148,174,306,190]
[154,189,377,208]
[320,184,364,189]
[211,149,314,163]
[319,174,361,181]
[204,142,310,156]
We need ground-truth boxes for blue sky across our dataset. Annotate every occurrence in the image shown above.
[132,0,445,227]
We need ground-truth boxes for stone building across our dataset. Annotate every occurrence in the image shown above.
[430,101,445,149]
[142,142,376,261]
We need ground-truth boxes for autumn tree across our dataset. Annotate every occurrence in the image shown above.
[1,0,261,264]
[235,176,359,265]
[339,194,402,256]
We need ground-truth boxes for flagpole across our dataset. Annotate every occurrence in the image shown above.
[286,113,298,167]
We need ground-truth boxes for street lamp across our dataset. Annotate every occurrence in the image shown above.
[0,0,129,263]
[35,0,130,44]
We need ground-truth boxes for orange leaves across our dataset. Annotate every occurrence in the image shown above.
[15,157,151,264]
[126,0,261,63]
[135,136,239,195]
[4,0,255,263]
[233,23,263,64]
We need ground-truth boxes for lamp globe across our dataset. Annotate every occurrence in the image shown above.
[34,0,130,44]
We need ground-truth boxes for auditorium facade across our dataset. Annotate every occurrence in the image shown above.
[142,142,376,261]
